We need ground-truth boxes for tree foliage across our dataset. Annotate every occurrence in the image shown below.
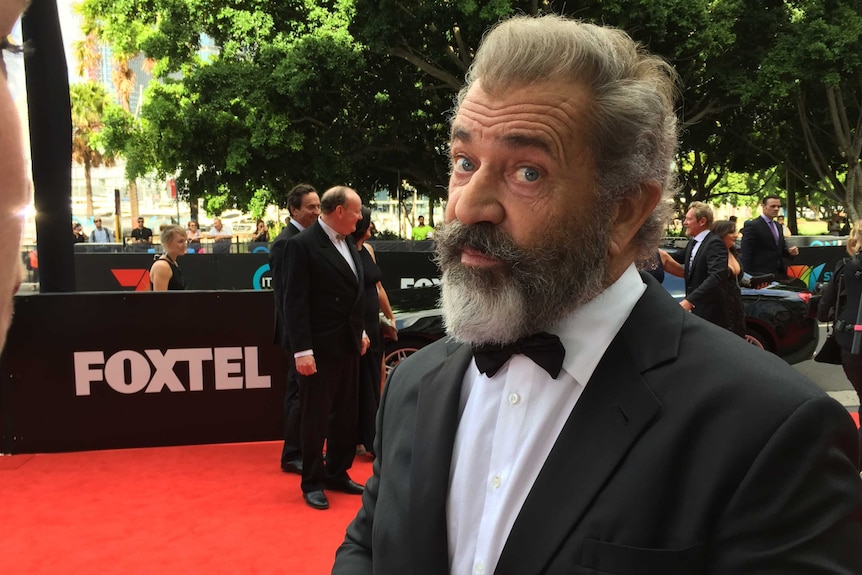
[71,82,116,217]
[78,0,862,225]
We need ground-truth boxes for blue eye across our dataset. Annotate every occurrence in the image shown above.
[518,167,540,182]
[454,157,475,172]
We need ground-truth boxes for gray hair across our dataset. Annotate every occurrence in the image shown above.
[454,14,680,256]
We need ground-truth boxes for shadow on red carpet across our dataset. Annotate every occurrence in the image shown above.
[0,441,372,574]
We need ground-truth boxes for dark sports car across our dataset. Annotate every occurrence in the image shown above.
[384,277,819,375]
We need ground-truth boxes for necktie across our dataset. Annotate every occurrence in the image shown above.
[688,239,698,271]
[335,233,346,241]
[473,332,565,379]
[769,220,779,243]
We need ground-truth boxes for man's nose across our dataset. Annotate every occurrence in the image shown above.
[450,171,504,225]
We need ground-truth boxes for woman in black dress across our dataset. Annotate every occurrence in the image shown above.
[711,220,747,338]
[351,207,396,456]
[150,224,188,291]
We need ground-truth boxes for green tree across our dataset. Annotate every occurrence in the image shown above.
[71,82,116,217]
[752,0,862,220]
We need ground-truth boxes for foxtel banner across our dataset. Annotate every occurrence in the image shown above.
[0,291,285,453]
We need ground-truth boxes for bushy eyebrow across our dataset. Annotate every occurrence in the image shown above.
[450,126,552,155]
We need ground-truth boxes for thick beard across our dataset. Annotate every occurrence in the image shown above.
[434,215,611,346]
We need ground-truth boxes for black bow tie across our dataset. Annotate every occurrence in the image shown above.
[472,332,565,379]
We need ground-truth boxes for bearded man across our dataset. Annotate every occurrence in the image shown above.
[333,14,862,575]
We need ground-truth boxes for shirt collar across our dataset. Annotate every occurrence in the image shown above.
[549,264,646,383]
[317,218,342,243]
[290,220,305,232]
[760,214,774,224]
[693,229,710,243]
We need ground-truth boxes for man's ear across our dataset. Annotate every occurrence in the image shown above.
[607,181,662,258]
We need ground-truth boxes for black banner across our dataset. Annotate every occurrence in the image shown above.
[0,291,285,453]
[70,242,440,293]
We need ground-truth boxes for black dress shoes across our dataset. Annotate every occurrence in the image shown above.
[303,490,329,510]
[281,459,303,474]
[325,478,365,495]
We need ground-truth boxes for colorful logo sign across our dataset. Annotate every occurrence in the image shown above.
[253,264,272,290]
[786,263,827,291]
[111,269,150,291]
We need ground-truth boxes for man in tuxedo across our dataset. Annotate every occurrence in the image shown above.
[740,195,799,277]
[333,14,862,574]
[283,186,369,510]
[270,183,320,474]
[673,201,730,327]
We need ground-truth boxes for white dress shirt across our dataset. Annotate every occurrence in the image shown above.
[318,218,358,278]
[689,229,710,267]
[447,264,647,575]
[294,219,362,359]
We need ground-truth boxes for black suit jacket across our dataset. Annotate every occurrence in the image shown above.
[740,216,793,276]
[269,222,302,347]
[283,221,364,357]
[675,231,729,327]
[333,274,862,574]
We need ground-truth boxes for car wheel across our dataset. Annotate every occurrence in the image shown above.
[745,325,773,352]
[383,337,429,378]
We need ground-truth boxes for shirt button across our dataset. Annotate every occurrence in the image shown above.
[475,562,485,574]
[491,475,502,489]
[508,392,520,405]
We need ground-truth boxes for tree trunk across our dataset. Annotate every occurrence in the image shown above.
[786,170,798,235]
[129,179,140,220]
[848,163,862,223]
[84,158,93,217]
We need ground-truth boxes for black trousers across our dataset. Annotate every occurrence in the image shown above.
[280,353,301,465]
[297,351,359,493]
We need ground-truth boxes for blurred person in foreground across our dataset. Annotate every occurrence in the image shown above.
[351,206,397,457]
[0,0,30,353]
[818,221,862,449]
[333,14,862,574]
[149,224,188,291]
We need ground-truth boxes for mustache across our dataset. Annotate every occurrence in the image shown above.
[434,221,522,267]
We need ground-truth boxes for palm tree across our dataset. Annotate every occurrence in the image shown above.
[73,14,143,220]
[71,82,115,217]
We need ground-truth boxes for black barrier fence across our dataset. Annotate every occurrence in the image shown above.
[21,241,440,292]
[23,238,853,294]
[0,291,285,454]
[3,239,851,454]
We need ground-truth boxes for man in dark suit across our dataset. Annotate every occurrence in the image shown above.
[269,183,320,474]
[283,185,369,510]
[740,194,799,277]
[333,14,862,573]
[672,201,730,328]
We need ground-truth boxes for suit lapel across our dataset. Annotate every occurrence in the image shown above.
[683,236,700,278]
[496,277,682,575]
[313,223,359,285]
[407,340,472,574]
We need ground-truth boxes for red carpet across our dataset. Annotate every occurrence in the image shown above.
[2,414,860,574]
[0,442,372,574]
